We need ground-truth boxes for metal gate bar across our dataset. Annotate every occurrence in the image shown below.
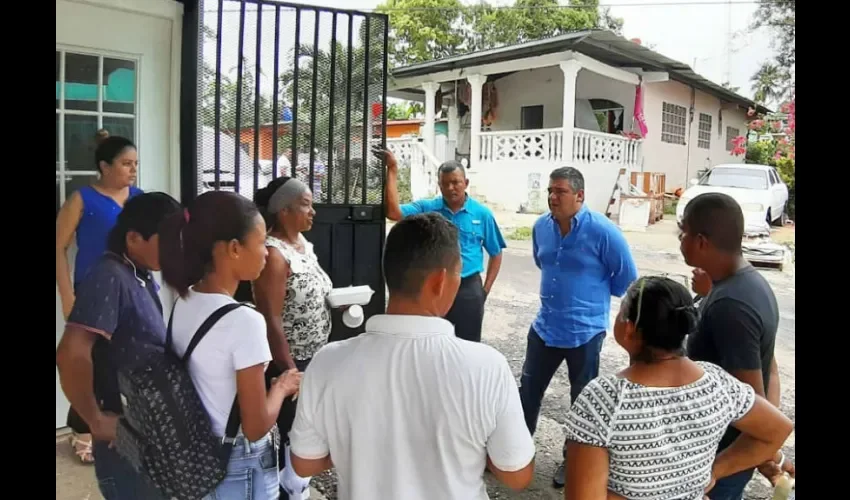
[252,2,262,192]
[233,0,246,194]
[199,0,388,207]
[271,4,280,179]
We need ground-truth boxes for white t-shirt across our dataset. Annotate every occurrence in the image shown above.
[169,289,272,437]
[289,314,535,500]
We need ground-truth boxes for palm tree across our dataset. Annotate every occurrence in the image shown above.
[751,63,788,107]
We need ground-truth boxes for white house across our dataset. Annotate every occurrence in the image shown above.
[388,30,769,213]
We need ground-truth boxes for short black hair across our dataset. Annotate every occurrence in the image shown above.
[438,160,466,178]
[620,276,698,357]
[682,192,744,253]
[107,192,181,255]
[383,213,460,298]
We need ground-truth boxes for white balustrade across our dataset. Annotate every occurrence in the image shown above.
[475,128,642,170]
[571,129,643,169]
[479,128,564,163]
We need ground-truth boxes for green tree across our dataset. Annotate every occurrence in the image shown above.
[750,63,789,107]
[378,0,623,67]
[749,0,794,104]
[199,26,274,131]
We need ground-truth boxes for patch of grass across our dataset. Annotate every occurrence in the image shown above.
[507,226,533,241]
[663,198,678,216]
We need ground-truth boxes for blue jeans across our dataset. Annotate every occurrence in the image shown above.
[93,441,165,500]
[519,327,605,435]
[203,433,280,500]
[707,468,754,500]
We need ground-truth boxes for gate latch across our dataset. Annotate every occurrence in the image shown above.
[351,206,373,221]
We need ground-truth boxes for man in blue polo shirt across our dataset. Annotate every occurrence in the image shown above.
[377,148,505,343]
[521,166,637,488]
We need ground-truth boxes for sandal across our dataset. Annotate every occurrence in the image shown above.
[69,433,95,464]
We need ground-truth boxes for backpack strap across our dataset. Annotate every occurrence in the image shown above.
[165,300,177,351]
[171,301,256,447]
[180,302,247,363]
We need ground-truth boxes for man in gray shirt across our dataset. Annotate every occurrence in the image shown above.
[679,193,794,500]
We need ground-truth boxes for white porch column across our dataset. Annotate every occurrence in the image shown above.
[467,74,487,169]
[421,82,440,156]
[559,60,582,165]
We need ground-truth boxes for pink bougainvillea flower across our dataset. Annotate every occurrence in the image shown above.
[748,119,765,130]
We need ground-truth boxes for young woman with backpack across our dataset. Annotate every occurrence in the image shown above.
[159,190,302,500]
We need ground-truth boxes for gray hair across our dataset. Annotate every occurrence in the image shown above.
[267,178,309,214]
[550,167,585,193]
[438,160,466,178]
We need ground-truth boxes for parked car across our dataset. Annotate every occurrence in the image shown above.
[676,163,789,228]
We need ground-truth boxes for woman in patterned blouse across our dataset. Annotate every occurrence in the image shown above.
[252,176,334,498]
[562,277,793,500]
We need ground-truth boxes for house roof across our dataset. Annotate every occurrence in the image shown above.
[391,29,770,114]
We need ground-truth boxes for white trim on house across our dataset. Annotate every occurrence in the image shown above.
[68,0,182,20]
[63,0,184,197]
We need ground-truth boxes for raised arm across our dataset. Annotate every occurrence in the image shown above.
[376,147,404,221]
[56,191,84,319]
[252,247,296,371]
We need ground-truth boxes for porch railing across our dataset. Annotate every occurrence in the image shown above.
[479,128,564,163]
[572,129,643,169]
[475,128,642,170]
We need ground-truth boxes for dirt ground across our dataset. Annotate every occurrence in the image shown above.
[476,218,795,500]
[56,217,795,500]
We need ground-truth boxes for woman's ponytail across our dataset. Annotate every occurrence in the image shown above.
[158,208,192,297]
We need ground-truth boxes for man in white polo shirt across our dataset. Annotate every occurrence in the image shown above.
[289,212,536,499]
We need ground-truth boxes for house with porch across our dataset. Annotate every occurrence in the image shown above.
[388,30,769,214]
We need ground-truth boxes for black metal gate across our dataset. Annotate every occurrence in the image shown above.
[195,0,389,341]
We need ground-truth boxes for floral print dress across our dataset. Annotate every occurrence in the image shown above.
[266,234,333,361]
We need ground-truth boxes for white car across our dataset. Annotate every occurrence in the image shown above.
[676,164,789,229]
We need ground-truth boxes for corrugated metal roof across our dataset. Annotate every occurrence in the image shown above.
[391,29,769,114]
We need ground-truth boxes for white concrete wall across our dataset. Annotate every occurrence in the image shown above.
[641,80,748,191]
[480,67,748,192]
[488,65,637,132]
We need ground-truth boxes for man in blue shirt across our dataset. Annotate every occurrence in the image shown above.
[378,148,506,343]
[520,167,638,488]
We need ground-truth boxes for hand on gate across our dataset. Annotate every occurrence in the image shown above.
[372,146,397,174]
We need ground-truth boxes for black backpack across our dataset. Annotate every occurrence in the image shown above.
[114,302,248,500]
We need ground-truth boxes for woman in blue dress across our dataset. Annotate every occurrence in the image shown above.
[55,131,142,463]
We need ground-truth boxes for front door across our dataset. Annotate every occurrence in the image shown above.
[55,0,180,429]
[195,1,389,341]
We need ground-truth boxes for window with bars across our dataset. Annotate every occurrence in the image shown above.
[697,113,712,149]
[726,126,740,152]
[56,49,137,215]
[661,102,687,145]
